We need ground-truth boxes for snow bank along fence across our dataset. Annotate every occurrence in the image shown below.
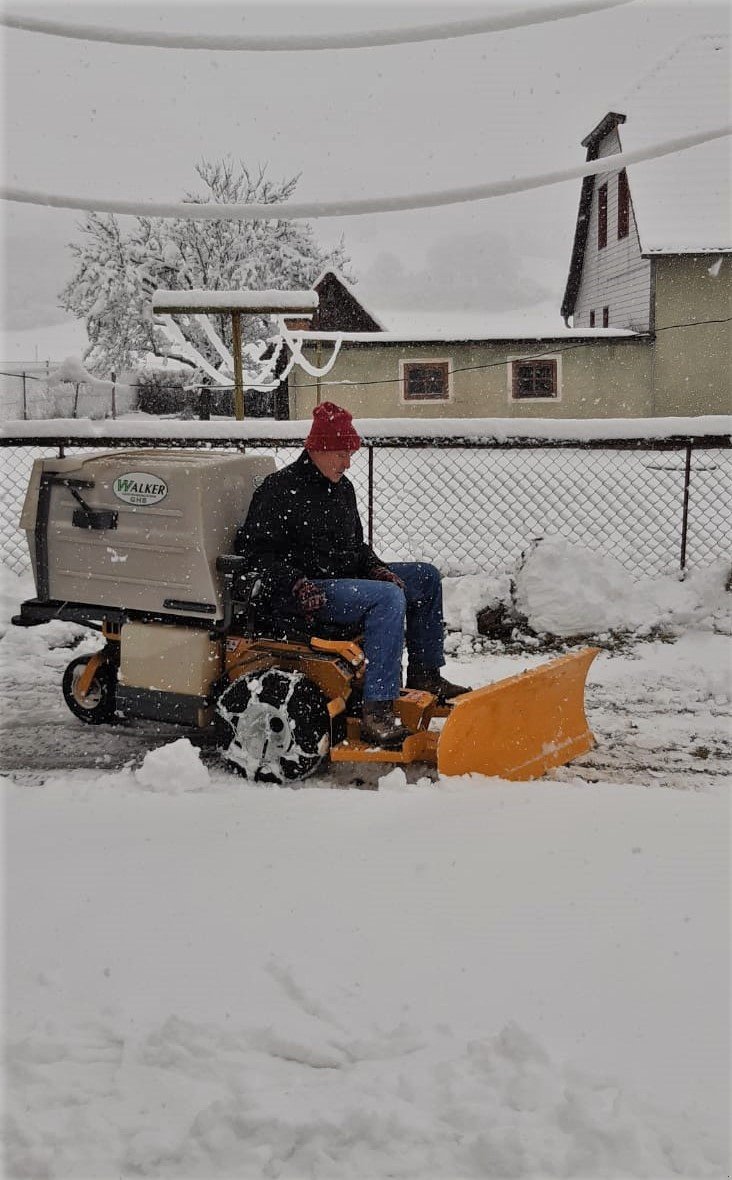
[1,430,729,579]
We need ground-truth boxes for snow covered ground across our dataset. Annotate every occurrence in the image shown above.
[1,554,730,1179]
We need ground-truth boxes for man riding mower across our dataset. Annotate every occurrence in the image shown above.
[12,405,598,785]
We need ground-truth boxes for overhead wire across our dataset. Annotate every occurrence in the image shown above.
[0,0,633,52]
[3,127,730,221]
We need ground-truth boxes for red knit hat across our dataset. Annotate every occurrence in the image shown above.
[304,402,361,453]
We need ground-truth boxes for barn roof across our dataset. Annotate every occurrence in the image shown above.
[562,35,730,319]
[620,34,730,254]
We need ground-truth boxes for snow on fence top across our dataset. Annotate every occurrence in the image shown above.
[151,290,319,314]
[0,0,633,52]
[1,415,730,445]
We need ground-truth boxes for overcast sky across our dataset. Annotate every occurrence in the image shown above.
[0,0,728,360]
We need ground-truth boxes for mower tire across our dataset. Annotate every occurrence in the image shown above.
[62,654,118,725]
[216,668,330,784]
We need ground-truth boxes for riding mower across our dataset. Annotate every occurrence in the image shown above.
[13,448,598,784]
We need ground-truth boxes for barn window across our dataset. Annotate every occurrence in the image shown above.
[511,359,558,399]
[401,360,450,401]
[617,170,630,239]
[602,306,609,327]
[598,182,608,249]
[589,310,596,327]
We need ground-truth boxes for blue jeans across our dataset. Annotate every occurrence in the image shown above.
[311,562,445,701]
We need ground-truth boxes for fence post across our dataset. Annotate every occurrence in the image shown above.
[22,372,27,420]
[679,442,693,575]
[367,445,374,547]
[111,372,117,419]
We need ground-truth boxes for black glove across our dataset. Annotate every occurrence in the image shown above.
[292,577,326,616]
[370,565,406,591]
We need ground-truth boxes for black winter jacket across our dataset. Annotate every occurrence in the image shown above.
[234,450,384,628]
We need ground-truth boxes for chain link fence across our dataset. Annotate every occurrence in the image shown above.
[1,435,730,579]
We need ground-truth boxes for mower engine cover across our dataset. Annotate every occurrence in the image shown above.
[19,448,275,622]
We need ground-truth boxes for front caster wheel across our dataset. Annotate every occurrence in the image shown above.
[62,654,117,725]
[215,668,330,784]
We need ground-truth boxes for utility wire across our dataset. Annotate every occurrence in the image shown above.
[2,127,729,221]
[0,0,633,52]
[3,316,729,392]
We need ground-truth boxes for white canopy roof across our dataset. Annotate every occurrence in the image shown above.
[152,289,319,313]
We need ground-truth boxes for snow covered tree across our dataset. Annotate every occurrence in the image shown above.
[60,160,352,376]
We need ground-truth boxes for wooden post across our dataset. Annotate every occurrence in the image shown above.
[316,341,322,406]
[111,371,117,419]
[231,312,245,420]
[73,382,80,418]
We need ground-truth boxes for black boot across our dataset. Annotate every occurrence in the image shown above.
[406,666,471,704]
[361,700,410,749]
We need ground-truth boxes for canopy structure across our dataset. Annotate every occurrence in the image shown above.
[152,289,319,419]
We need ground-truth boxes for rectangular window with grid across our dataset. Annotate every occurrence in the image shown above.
[598,182,608,249]
[617,169,630,239]
[511,359,558,399]
[401,360,450,401]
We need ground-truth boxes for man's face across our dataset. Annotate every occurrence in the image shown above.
[309,449,352,483]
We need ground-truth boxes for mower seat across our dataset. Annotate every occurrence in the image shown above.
[216,554,362,643]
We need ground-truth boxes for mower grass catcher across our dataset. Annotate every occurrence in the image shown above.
[13,449,598,784]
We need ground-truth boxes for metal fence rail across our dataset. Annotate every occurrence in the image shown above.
[1,434,730,579]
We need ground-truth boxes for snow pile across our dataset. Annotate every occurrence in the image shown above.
[377,765,408,791]
[47,355,101,386]
[441,538,730,641]
[134,738,210,792]
[442,570,512,636]
[514,536,730,638]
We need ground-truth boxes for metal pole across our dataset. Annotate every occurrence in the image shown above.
[679,442,693,574]
[231,312,245,420]
[367,445,374,548]
[22,372,27,420]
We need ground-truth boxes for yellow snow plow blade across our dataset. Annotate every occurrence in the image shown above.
[437,648,600,780]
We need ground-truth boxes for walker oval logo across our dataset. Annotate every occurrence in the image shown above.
[112,472,168,507]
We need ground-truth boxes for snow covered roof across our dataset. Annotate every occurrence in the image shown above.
[295,325,638,344]
[306,270,389,335]
[609,35,729,253]
[311,270,387,331]
[293,290,636,340]
[373,305,639,338]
